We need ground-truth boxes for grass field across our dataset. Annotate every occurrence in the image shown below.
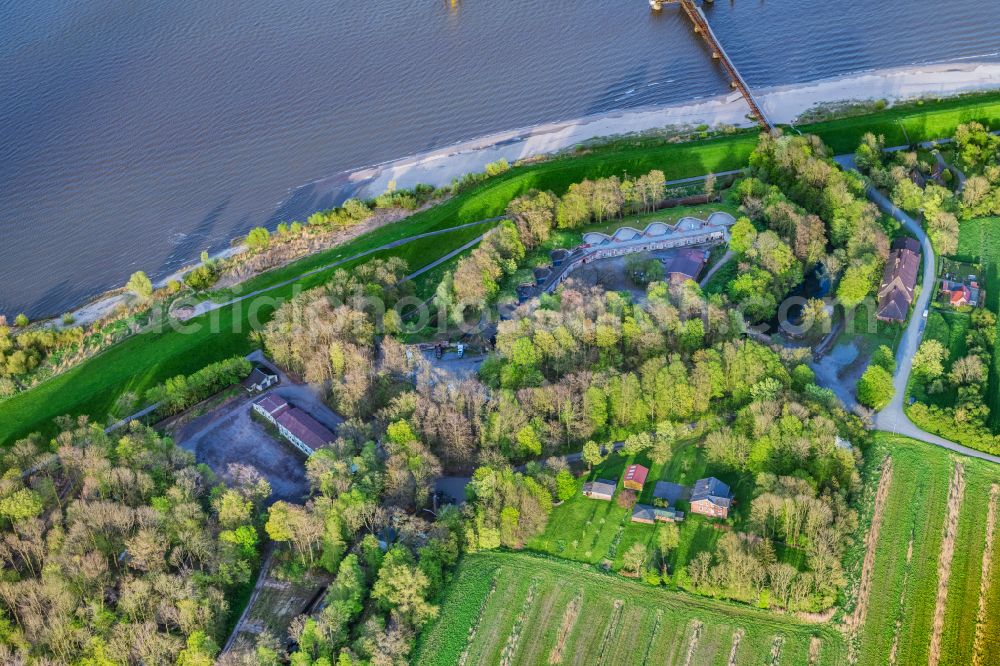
[846,434,1000,665]
[525,440,810,580]
[800,92,1000,154]
[413,551,846,666]
[418,435,1000,666]
[956,217,1000,430]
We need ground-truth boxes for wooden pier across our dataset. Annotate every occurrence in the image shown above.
[652,0,773,131]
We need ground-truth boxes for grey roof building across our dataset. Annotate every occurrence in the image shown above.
[653,481,689,505]
[582,478,617,501]
[690,477,733,518]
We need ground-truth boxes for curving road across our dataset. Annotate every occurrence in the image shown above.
[835,155,1000,464]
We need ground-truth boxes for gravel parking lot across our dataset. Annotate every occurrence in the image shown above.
[170,359,344,504]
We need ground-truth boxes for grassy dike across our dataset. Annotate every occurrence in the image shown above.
[4,91,1000,445]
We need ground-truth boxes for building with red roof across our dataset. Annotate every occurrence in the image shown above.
[623,464,649,491]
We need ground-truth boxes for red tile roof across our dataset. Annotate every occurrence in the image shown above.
[254,394,289,418]
[276,408,335,449]
[624,464,649,486]
[950,285,971,305]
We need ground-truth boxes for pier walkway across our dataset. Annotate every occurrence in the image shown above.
[660,0,773,131]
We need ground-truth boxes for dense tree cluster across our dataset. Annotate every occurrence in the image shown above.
[260,258,413,419]
[434,168,682,319]
[245,412,458,665]
[745,133,889,309]
[0,419,266,664]
[146,356,252,416]
[856,132,961,254]
[908,310,997,449]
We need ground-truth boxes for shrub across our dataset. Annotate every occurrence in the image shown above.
[145,356,252,414]
[857,364,894,410]
[245,227,271,252]
[126,271,154,300]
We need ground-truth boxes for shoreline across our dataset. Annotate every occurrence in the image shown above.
[347,61,1000,198]
[31,60,1000,328]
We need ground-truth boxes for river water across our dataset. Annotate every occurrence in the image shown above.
[2,0,999,318]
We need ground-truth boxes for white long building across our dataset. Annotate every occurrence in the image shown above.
[517,213,735,302]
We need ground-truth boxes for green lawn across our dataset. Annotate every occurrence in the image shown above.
[913,309,971,406]
[526,441,790,581]
[413,551,847,666]
[799,91,1000,154]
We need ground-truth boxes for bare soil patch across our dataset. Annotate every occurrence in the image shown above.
[548,594,582,665]
[681,620,704,666]
[928,462,965,666]
[808,636,822,666]
[973,483,999,666]
[727,628,745,666]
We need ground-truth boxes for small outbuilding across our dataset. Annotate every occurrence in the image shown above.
[242,367,278,393]
[582,479,617,501]
[623,464,649,491]
[632,503,684,524]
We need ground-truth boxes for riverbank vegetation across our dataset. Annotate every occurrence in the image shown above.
[3,92,1000,441]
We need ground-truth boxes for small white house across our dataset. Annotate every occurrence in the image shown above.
[243,367,278,394]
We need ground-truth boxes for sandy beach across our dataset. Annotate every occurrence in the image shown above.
[350,61,1000,198]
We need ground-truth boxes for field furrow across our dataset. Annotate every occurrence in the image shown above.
[973,484,999,666]
[929,463,965,666]
[849,456,894,663]
[939,466,991,666]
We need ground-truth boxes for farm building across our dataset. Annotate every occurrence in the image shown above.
[242,367,278,393]
[623,464,649,491]
[253,394,289,423]
[876,236,920,322]
[275,408,335,456]
[689,477,733,519]
[631,503,684,524]
[582,479,616,501]
[253,393,334,456]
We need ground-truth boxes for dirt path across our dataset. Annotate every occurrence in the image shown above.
[681,620,704,666]
[548,594,582,665]
[928,462,966,666]
[973,483,999,666]
[848,456,894,663]
[726,628,744,666]
[888,534,915,666]
[221,544,275,653]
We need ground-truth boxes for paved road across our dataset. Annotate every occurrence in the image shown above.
[836,155,1000,465]
[698,249,733,288]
